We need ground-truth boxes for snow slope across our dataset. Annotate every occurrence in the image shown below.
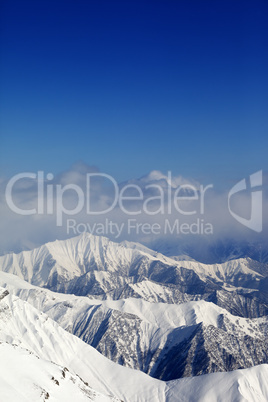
[1,273,268,400]
[1,271,268,381]
[0,286,167,402]
[1,292,268,402]
[0,270,266,336]
[167,364,268,402]
[0,342,117,402]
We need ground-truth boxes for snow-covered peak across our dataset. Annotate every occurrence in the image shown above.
[141,170,167,182]
[1,271,263,339]
[0,233,266,298]
[139,170,199,188]
[0,233,177,288]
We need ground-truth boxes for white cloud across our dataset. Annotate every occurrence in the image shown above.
[0,162,267,257]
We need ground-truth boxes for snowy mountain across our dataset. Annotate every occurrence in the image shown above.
[0,342,117,402]
[1,235,268,400]
[0,281,268,401]
[168,364,268,402]
[0,233,268,399]
[0,233,186,292]
[2,341,268,402]
[0,286,167,401]
[0,233,267,319]
[1,271,268,382]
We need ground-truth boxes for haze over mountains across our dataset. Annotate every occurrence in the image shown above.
[1,166,268,263]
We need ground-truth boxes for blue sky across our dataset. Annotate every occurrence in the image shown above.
[1,0,267,183]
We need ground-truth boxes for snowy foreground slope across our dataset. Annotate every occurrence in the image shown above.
[0,342,117,402]
[0,286,166,401]
[1,285,268,401]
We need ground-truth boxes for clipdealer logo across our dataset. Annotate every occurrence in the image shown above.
[4,170,263,234]
[228,170,262,233]
[5,172,213,225]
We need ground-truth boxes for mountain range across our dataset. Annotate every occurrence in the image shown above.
[0,233,268,401]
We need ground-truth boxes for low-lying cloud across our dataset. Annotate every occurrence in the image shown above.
[1,161,267,262]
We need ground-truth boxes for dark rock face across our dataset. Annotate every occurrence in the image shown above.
[150,321,268,381]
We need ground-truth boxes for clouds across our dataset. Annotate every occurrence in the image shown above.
[0,162,267,258]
